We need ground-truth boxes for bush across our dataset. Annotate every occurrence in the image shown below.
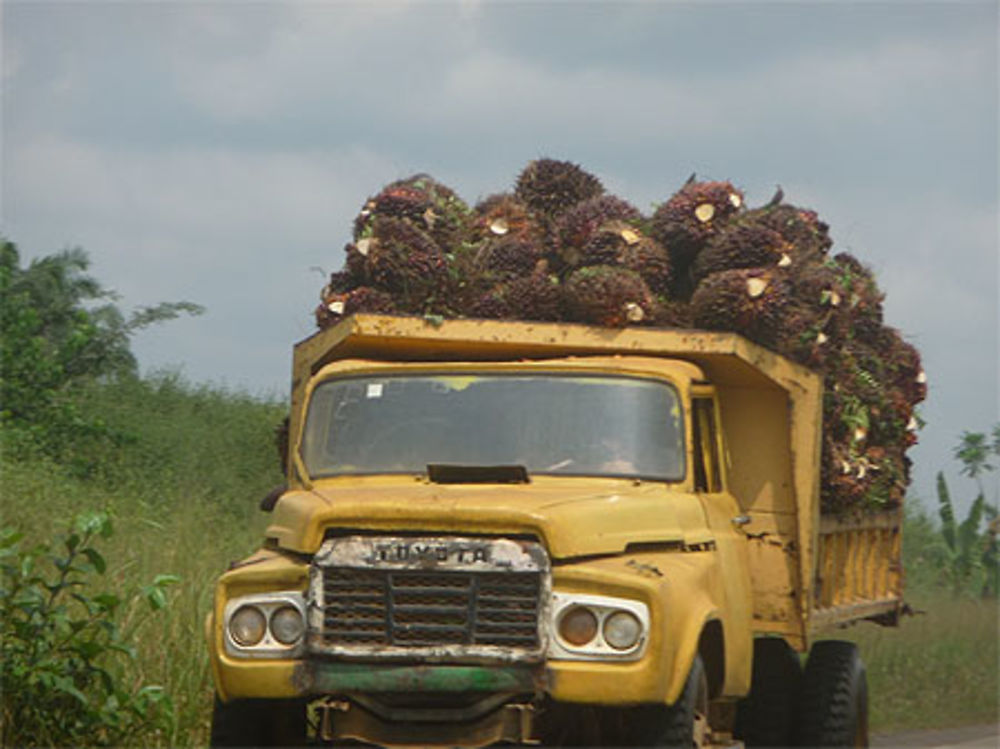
[0,512,178,747]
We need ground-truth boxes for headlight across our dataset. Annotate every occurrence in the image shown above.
[603,610,642,650]
[229,605,267,646]
[223,592,306,658]
[270,605,305,645]
[559,606,599,646]
[548,592,650,661]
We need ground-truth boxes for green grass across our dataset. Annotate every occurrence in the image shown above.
[2,374,998,744]
[1,374,282,746]
[827,590,999,734]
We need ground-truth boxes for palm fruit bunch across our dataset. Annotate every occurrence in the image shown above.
[315,286,396,328]
[690,268,792,348]
[469,193,545,245]
[650,177,746,298]
[311,160,924,515]
[467,272,563,322]
[514,158,604,218]
[578,221,672,296]
[753,198,833,255]
[554,195,643,267]
[693,221,796,284]
[563,266,660,327]
[354,174,470,252]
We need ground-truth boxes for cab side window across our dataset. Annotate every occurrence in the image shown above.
[692,397,722,493]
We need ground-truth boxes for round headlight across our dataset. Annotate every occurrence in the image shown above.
[603,610,642,651]
[559,606,599,646]
[229,605,266,647]
[270,605,305,645]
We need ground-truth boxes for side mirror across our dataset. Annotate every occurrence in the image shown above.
[260,485,287,513]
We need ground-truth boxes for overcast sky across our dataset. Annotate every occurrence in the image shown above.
[3,1,998,510]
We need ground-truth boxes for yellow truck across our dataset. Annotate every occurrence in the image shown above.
[206,314,903,748]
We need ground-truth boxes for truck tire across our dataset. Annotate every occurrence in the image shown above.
[625,654,709,747]
[795,640,869,748]
[209,695,307,748]
[734,637,802,747]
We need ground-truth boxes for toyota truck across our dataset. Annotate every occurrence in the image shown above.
[206,313,902,747]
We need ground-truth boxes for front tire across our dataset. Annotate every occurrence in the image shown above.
[625,654,709,747]
[209,695,307,748]
[795,640,869,748]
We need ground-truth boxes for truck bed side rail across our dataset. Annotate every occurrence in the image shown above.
[810,510,903,629]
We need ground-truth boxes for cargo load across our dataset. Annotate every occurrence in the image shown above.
[313,159,925,514]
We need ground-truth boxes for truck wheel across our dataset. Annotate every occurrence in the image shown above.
[625,654,709,747]
[209,695,307,748]
[795,640,869,748]
[734,637,802,747]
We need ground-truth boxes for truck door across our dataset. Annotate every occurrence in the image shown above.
[691,389,753,697]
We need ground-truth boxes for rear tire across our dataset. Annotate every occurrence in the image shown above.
[625,654,709,747]
[209,695,307,748]
[795,640,869,748]
[734,637,802,747]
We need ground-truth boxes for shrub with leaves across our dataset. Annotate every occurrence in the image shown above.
[0,512,178,747]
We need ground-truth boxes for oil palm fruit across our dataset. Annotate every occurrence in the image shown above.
[354,174,469,253]
[754,201,833,255]
[469,193,546,244]
[515,158,604,217]
[363,217,448,311]
[829,252,885,343]
[650,179,745,274]
[693,220,806,283]
[690,268,791,347]
[467,272,563,322]
[563,265,660,327]
[579,221,672,296]
[473,236,545,282]
[555,195,643,260]
[315,286,397,329]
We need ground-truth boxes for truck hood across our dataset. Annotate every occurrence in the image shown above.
[265,477,712,559]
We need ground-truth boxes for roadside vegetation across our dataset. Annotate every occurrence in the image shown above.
[1,241,997,745]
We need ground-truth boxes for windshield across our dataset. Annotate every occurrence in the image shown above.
[301,373,685,481]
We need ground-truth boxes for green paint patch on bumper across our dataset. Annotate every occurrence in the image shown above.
[297,661,543,695]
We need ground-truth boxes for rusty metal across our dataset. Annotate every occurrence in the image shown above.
[308,535,551,663]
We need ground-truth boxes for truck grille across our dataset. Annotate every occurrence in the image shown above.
[319,567,542,648]
[308,536,550,660]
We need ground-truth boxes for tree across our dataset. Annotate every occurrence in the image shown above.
[0,239,203,459]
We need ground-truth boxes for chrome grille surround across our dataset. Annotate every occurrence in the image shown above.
[308,536,550,663]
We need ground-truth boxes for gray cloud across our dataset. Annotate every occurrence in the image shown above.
[3,0,997,508]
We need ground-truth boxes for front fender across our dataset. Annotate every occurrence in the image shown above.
[207,548,310,702]
[548,550,724,706]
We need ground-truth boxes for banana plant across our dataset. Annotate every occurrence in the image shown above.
[935,426,1000,596]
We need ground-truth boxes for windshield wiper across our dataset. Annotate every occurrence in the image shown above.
[426,464,530,484]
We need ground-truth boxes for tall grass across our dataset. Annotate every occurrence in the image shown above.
[824,589,998,733]
[1,373,283,746]
[2,373,997,744]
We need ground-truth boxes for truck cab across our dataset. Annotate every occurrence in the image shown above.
[207,315,897,747]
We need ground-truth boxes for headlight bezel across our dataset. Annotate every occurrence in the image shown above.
[223,591,307,658]
[548,592,650,661]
